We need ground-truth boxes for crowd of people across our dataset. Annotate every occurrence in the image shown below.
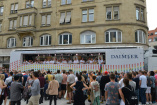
[0,68,157,105]
[23,57,105,65]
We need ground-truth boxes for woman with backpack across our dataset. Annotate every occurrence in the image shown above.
[90,76,100,105]
[120,78,137,105]
[24,75,34,104]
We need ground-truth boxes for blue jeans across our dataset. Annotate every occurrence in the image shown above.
[135,89,139,102]
[140,88,146,104]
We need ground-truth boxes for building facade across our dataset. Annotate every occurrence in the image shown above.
[148,27,157,48]
[0,0,148,68]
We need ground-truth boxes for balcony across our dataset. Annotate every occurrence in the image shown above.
[16,26,36,39]
[18,7,37,15]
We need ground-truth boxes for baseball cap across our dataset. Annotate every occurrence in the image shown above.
[104,71,108,75]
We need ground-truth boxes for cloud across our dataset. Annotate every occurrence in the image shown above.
[146,0,157,30]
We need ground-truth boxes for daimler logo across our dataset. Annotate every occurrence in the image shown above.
[111,55,138,59]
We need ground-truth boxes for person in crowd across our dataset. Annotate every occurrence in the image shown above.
[75,73,79,82]
[44,80,49,100]
[62,59,67,64]
[38,73,45,104]
[127,72,136,91]
[89,58,94,64]
[25,74,34,104]
[49,58,55,64]
[5,72,13,99]
[80,58,85,64]
[90,76,100,105]
[70,75,88,105]
[149,71,156,103]
[105,73,125,105]
[45,71,53,82]
[145,71,152,105]
[10,75,23,105]
[82,71,87,83]
[0,74,7,105]
[80,72,85,83]
[16,71,24,85]
[61,70,67,97]
[115,71,120,82]
[23,71,28,86]
[66,70,75,104]
[100,71,110,104]
[119,73,126,88]
[155,70,157,102]
[68,58,72,64]
[28,72,40,105]
[88,72,94,83]
[43,59,47,64]
[1,69,8,81]
[98,57,103,65]
[120,78,134,105]
[132,72,139,101]
[73,58,79,64]
[55,70,63,99]
[48,76,59,105]
[139,71,147,105]
[96,72,101,83]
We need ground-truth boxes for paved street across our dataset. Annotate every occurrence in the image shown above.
[3,99,157,105]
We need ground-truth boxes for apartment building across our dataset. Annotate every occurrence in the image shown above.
[0,0,148,68]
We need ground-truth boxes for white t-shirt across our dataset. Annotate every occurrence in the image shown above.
[49,60,55,64]
[46,61,50,64]
[80,60,85,64]
[98,60,103,64]
[68,60,72,64]
[73,60,79,64]
[90,60,94,64]
[43,61,46,64]
[62,60,67,64]
[139,75,147,88]
[119,78,124,88]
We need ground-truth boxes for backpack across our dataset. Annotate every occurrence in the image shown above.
[22,80,34,100]
[124,87,138,105]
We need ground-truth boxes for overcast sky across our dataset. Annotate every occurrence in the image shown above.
[146,0,157,31]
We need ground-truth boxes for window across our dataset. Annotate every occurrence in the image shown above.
[11,3,18,14]
[0,7,4,15]
[40,35,51,46]
[155,32,157,35]
[154,37,157,42]
[43,0,51,8]
[20,15,32,27]
[80,31,96,44]
[60,11,71,24]
[59,33,72,45]
[82,0,94,2]
[61,0,71,5]
[136,7,144,21]
[0,22,2,32]
[82,9,94,22]
[26,0,34,8]
[105,30,122,43]
[135,30,146,44]
[9,19,17,30]
[23,37,33,47]
[149,39,152,42]
[106,6,119,20]
[7,38,16,48]
[150,33,153,35]
[41,14,51,26]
